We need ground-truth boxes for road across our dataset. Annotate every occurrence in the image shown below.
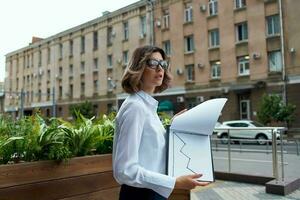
[211,141,300,179]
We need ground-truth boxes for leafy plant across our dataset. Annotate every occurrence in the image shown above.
[0,111,117,165]
[257,94,296,125]
[69,101,95,119]
[60,111,98,156]
[158,112,172,127]
[94,113,115,154]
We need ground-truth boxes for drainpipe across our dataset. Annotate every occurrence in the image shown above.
[279,0,287,105]
[147,0,155,46]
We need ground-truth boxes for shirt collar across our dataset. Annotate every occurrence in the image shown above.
[136,90,158,109]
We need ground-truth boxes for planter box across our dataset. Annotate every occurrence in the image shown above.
[0,154,189,200]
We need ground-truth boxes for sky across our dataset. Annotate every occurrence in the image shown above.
[0,0,139,82]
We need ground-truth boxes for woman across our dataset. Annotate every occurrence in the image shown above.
[112,46,208,200]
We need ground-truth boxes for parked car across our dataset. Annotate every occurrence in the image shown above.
[214,120,281,145]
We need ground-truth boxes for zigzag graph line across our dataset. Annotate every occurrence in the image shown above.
[174,132,197,174]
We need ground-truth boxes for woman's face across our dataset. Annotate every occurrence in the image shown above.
[141,52,165,93]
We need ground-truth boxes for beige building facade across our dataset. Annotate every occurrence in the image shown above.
[4,0,300,127]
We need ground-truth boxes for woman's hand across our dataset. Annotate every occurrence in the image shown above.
[171,109,187,123]
[174,174,210,190]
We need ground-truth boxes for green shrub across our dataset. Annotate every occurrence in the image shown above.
[257,94,296,125]
[0,111,116,165]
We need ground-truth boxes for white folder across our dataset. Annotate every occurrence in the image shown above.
[167,98,227,182]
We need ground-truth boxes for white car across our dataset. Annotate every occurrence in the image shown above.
[214,120,281,145]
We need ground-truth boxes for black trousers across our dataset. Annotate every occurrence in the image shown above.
[119,184,167,200]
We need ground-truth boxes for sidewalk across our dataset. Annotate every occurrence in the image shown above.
[191,180,300,200]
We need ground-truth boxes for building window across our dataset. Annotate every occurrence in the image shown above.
[236,22,248,42]
[107,103,114,114]
[209,0,218,16]
[268,51,282,72]
[69,64,73,75]
[185,64,195,81]
[107,27,113,45]
[266,15,280,36]
[59,66,63,77]
[162,40,171,56]
[59,86,62,99]
[93,31,98,50]
[16,78,19,91]
[69,40,73,56]
[23,56,26,69]
[80,61,85,73]
[38,51,42,67]
[107,55,113,68]
[47,88,50,101]
[123,51,129,65]
[94,80,99,92]
[184,35,194,53]
[47,48,51,64]
[27,55,30,68]
[58,107,63,117]
[162,9,169,29]
[81,36,85,53]
[184,3,193,23]
[123,21,129,40]
[47,70,50,80]
[238,56,250,76]
[211,61,221,79]
[94,58,98,69]
[38,90,42,102]
[107,77,115,91]
[81,82,85,96]
[140,16,146,36]
[235,0,246,9]
[69,84,73,98]
[59,43,63,59]
[209,29,220,47]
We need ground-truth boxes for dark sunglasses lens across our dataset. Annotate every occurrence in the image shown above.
[148,59,159,66]
[160,61,168,70]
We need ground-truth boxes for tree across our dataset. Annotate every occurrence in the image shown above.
[69,101,95,119]
[257,94,296,125]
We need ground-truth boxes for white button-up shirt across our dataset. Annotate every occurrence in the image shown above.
[113,90,176,198]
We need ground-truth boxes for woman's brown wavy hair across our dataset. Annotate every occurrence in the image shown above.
[121,45,172,94]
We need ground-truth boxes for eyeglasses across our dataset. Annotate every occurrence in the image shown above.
[146,59,169,71]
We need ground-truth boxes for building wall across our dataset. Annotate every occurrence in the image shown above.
[4,0,300,128]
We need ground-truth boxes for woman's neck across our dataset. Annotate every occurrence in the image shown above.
[141,86,155,94]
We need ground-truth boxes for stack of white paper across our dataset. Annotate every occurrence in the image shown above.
[167,98,227,182]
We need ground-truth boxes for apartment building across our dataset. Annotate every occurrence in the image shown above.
[4,0,300,127]
[153,0,300,127]
[4,1,150,119]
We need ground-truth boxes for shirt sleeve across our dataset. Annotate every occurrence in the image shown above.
[113,101,176,198]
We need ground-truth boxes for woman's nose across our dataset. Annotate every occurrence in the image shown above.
[156,65,163,71]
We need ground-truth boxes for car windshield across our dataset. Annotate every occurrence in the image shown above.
[251,121,265,127]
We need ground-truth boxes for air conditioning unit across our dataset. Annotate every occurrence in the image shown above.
[290,48,296,53]
[196,96,204,103]
[252,53,261,60]
[140,33,146,39]
[39,68,43,75]
[197,63,205,69]
[222,87,229,94]
[200,5,206,12]
[156,20,161,27]
[177,96,184,103]
[176,68,183,75]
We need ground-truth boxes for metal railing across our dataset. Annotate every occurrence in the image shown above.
[212,127,286,182]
